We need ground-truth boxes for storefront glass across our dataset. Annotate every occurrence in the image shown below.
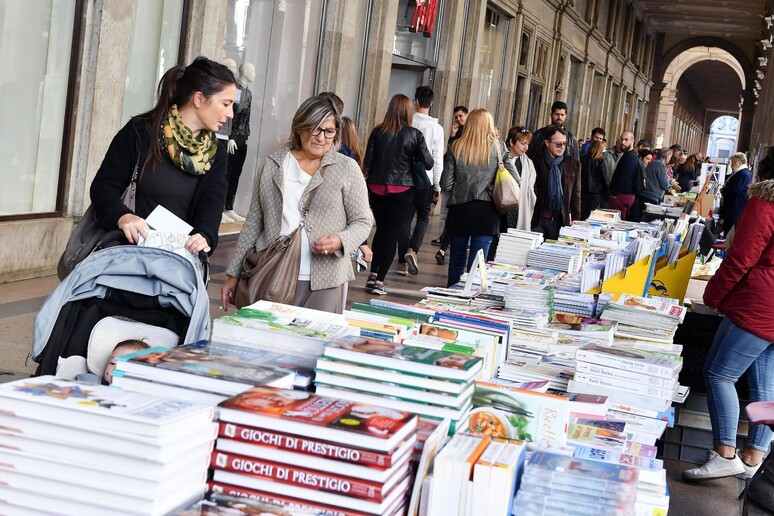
[0,0,77,216]
[221,0,324,214]
[121,0,185,124]
[470,5,509,119]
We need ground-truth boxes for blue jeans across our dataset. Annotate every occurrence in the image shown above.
[447,235,492,287]
[705,318,774,451]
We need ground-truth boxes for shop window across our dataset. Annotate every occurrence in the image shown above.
[219,0,324,214]
[471,5,510,118]
[597,0,611,38]
[566,57,583,128]
[574,0,589,22]
[121,0,186,124]
[0,0,79,217]
[394,0,442,65]
[526,82,543,131]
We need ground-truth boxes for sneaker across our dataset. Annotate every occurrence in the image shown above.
[221,212,234,224]
[404,250,419,275]
[682,450,745,481]
[225,209,246,222]
[737,458,763,480]
[435,250,445,265]
[395,263,409,276]
[431,238,442,246]
[370,280,387,295]
[365,273,377,290]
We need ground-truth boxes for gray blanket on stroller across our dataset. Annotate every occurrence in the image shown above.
[32,246,210,361]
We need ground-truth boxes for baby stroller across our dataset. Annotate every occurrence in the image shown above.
[31,230,212,377]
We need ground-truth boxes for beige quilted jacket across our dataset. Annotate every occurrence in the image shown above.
[226,144,372,290]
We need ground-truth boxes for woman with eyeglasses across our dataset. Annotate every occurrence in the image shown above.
[531,125,581,239]
[362,94,434,296]
[220,95,372,313]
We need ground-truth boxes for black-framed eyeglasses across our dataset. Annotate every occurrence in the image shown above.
[549,140,568,147]
[312,127,338,139]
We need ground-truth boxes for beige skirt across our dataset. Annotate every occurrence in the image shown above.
[291,280,345,314]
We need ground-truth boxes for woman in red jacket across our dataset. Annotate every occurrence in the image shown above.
[683,148,774,482]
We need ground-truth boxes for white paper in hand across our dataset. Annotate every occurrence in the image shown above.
[146,205,193,235]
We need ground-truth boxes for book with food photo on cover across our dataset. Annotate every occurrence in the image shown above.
[459,380,569,447]
[218,387,418,452]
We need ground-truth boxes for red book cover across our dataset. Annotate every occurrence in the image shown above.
[212,450,397,501]
[207,481,406,516]
[218,421,406,469]
[218,387,418,452]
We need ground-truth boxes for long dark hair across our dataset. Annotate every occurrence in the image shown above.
[341,116,364,170]
[135,56,236,170]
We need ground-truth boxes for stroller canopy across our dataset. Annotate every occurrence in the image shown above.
[33,246,211,363]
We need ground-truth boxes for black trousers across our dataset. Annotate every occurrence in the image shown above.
[369,188,415,281]
[225,135,248,210]
[398,188,434,262]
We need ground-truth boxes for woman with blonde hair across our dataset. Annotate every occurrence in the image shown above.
[363,94,433,295]
[440,108,518,287]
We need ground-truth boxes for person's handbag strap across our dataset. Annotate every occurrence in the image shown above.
[495,139,505,169]
[121,144,142,210]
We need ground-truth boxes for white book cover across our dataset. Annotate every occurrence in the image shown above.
[0,376,213,438]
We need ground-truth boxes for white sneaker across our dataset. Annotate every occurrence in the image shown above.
[737,458,763,480]
[682,450,745,481]
[221,212,234,224]
[225,209,245,222]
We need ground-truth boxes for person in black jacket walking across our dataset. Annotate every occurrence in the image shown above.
[607,131,640,221]
[363,94,433,295]
[580,140,609,219]
[90,57,236,255]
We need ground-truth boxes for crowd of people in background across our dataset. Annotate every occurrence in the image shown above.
[207,80,744,304]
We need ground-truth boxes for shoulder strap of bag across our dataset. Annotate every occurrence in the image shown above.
[495,140,504,168]
[122,142,142,211]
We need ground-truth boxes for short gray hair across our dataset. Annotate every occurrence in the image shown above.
[289,95,342,150]
[730,152,747,166]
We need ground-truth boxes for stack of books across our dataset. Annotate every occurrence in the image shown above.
[494,229,544,266]
[601,293,687,346]
[513,451,638,514]
[568,343,682,419]
[426,433,526,515]
[527,243,584,273]
[504,280,554,315]
[212,300,359,356]
[210,386,418,515]
[497,359,575,392]
[111,341,300,405]
[0,376,216,514]
[313,337,483,425]
[587,208,622,223]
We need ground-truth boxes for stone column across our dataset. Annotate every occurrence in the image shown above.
[432,0,472,132]
[655,87,677,148]
[357,0,401,135]
[183,0,228,62]
[456,0,487,107]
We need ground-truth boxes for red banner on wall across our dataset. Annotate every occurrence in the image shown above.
[411,0,439,38]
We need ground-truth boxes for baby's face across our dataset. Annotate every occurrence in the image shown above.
[104,346,142,384]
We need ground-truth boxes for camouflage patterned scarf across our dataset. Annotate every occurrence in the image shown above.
[162,104,217,175]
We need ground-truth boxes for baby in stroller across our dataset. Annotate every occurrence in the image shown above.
[32,245,212,379]
[54,316,178,384]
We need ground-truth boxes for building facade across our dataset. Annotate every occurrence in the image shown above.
[1,0,770,281]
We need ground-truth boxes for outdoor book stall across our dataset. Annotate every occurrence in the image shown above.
[0,210,713,515]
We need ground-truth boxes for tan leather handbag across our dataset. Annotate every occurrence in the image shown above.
[234,182,320,308]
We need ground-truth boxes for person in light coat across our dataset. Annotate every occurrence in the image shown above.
[221,95,372,313]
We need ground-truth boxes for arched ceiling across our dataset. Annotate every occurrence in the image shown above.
[677,60,743,112]
[634,0,768,39]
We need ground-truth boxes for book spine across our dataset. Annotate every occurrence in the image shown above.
[606,402,662,420]
[212,451,386,501]
[575,350,677,379]
[575,361,677,389]
[208,481,368,516]
[573,372,675,399]
[218,422,395,468]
